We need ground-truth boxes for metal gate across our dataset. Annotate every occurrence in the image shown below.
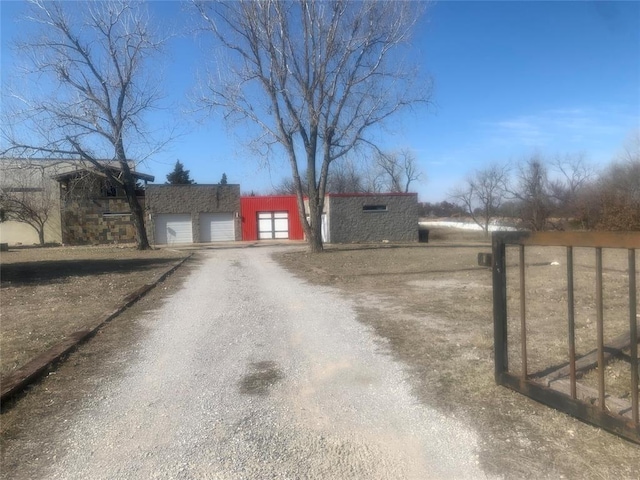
[492,231,639,443]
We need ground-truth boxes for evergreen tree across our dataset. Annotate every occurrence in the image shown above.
[220,173,228,185]
[166,160,195,184]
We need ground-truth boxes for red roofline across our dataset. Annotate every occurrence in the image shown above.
[240,194,297,200]
[326,192,417,198]
[241,193,417,200]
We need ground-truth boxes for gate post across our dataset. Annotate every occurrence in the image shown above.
[492,232,508,383]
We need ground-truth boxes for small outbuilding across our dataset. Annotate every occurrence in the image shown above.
[240,195,304,241]
[241,192,419,244]
[146,184,241,245]
[321,193,418,243]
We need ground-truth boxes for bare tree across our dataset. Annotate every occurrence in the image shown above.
[374,149,422,193]
[194,0,430,252]
[551,153,596,198]
[548,153,597,224]
[594,133,640,230]
[273,157,367,195]
[0,162,59,245]
[510,156,552,231]
[619,128,640,165]
[450,163,509,237]
[327,157,367,194]
[1,0,170,249]
[273,176,307,196]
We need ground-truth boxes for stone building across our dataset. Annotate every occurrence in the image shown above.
[0,158,154,245]
[54,167,154,245]
[1,159,155,245]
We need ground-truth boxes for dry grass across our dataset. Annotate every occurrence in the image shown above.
[504,246,635,397]
[275,228,640,478]
[0,245,188,380]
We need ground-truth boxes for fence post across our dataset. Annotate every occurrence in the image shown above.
[492,232,508,382]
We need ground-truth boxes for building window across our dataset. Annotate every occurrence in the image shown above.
[102,183,118,197]
[363,205,387,212]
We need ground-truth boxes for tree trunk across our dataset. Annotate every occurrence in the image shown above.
[304,141,324,254]
[117,152,151,250]
[308,213,324,253]
[26,221,46,246]
[128,192,150,250]
[306,196,324,254]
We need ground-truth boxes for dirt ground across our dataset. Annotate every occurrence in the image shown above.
[275,228,639,478]
[1,232,638,479]
[0,245,188,380]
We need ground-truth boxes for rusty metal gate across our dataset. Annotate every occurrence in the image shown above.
[492,231,639,443]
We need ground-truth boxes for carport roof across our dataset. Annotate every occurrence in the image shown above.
[52,165,155,182]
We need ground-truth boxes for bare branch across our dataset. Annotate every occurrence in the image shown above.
[2,0,171,249]
[194,0,431,252]
[0,160,60,244]
[374,149,422,193]
[450,163,510,236]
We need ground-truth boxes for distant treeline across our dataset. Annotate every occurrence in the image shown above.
[425,155,639,232]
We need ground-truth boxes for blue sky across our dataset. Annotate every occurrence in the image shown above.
[1,1,639,201]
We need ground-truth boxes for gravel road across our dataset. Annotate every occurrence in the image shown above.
[45,246,490,479]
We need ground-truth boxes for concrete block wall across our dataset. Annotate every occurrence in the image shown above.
[327,193,418,243]
[145,184,241,244]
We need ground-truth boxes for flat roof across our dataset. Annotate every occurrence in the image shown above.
[53,166,155,183]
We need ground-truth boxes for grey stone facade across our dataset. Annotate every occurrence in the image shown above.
[54,166,153,245]
[61,196,142,245]
[145,184,241,244]
[326,193,418,243]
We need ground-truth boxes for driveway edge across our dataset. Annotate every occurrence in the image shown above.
[0,254,192,404]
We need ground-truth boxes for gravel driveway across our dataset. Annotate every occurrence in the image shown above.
[44,246,490,479]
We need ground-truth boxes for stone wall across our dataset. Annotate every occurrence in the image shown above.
[327,193,418,243]
[145,184,241,243]
[61,197,141,245]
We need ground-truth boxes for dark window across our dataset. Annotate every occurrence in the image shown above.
[102,212,132,218]
[363,205,387,212]
[104,184,118,197]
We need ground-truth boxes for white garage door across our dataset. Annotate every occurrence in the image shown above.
[155,214,192,245]
[258,211,289,239]
[200,213,235,242]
